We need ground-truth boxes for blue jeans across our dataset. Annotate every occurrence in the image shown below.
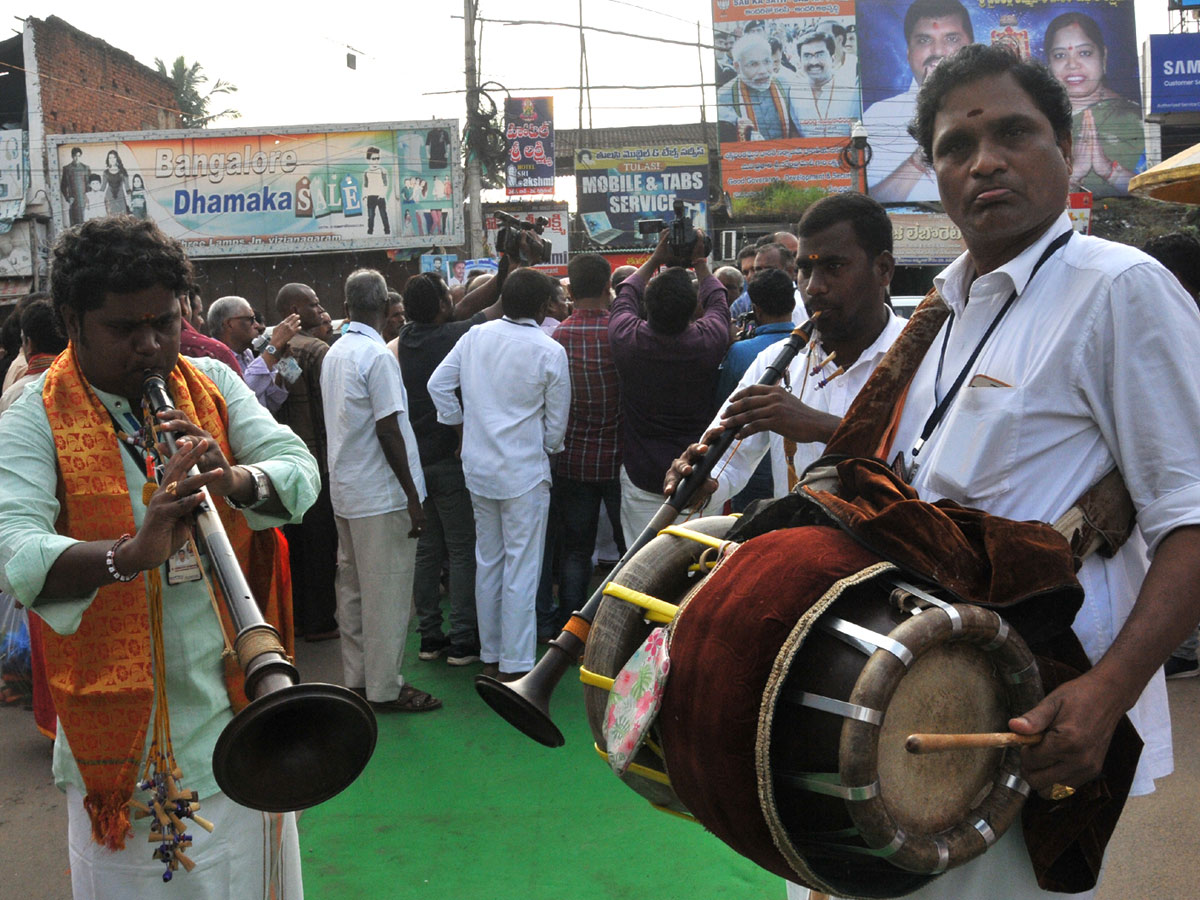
[537,474,621,635]
[412,458,478,647]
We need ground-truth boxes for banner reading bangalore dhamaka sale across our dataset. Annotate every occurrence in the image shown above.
[48,121,462,257]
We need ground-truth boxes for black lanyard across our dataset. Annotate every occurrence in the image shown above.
[911,230,1074,463]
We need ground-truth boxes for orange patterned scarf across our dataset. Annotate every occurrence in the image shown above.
[40,347,293,849]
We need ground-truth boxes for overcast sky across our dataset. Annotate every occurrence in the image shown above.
[19,0,1172,132]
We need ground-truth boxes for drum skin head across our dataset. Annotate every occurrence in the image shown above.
[653,524,1043,900]
[875,641,1007,834]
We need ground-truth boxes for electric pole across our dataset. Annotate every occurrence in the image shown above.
[464,0,485,257]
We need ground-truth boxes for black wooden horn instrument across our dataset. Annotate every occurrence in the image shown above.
[475,314,821,746]
[144,371,377,811]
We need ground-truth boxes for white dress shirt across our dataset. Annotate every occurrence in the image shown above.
[321,321,425,519]
[706,311,906,509]
[428,316,570,500]
[890,214,1200,792]
[861,79,939,201]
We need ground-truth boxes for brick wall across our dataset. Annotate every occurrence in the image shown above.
[32,16,180,135]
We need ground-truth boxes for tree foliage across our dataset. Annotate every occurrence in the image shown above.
[154,56,240,128]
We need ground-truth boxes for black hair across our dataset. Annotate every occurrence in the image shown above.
[1045,12,1107,60]
[70,146,83,158]
[798,193,893,258]
[366,146,381,157]
[903,0,973,44]
[909,43,1072,164]
[643,268,697,335]
[50,217,192,324]
[20,297,68,356]
[403,273,450,324]
[501,268,554,320]
[737,246,759,265]
[1142,232,1200,299]
[798,31,836,57]
[747,269,797,317]
[566,254,612,299]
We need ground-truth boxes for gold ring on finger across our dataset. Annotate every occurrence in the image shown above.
[1050,783,1075,801]
[163,481,179,497]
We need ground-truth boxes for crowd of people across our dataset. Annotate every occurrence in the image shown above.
[1,40,1200,900]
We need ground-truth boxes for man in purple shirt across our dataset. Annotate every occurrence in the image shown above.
[608,230,730,545]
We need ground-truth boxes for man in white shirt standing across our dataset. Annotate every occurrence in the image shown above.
[428,268,570,682]
[665,193,905,511]
[790,42,1200,900]
[321,269,440,712]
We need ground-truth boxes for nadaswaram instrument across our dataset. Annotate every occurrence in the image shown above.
[143,371,376,812]
[584,515,1043,899]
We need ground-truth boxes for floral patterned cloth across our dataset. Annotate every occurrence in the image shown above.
[603,626,671,776]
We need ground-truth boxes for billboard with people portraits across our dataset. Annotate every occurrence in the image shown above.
[712,0,861,198]
[713,0,1144,203]
[854,0,1144,201]
[575,145,709,252]
[48,121,463,257]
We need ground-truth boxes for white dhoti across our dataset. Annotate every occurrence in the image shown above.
[67,785,303,899]
[784,821,1097,900]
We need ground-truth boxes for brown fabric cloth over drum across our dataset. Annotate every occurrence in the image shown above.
[659,526,886,883]
[723,313,1144,894]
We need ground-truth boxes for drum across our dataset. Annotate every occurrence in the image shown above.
[581,515,736,817]
[585,517,1043,899]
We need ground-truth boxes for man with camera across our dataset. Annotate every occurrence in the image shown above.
[608,227,730,546]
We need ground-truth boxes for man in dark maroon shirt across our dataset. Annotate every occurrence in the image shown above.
[608,230,729,545]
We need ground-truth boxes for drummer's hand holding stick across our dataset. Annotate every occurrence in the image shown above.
[1008,524,1200,800]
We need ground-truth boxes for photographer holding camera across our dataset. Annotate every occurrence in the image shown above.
[608,225,730,546]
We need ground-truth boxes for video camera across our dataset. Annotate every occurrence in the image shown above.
[637,199,712,266]
[495,210,552,266]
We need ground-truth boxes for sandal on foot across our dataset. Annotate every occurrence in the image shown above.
[370,684,443,713]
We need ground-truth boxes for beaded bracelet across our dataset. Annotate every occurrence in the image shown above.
[106,533,138,583]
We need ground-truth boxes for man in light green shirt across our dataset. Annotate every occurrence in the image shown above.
[0,217,319,899]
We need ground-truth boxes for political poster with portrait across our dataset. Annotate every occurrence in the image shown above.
[712,0,860,199]
[47,120,463,257]
[856,0,1144,201]
[574,145,709,252]
[504,97,555,197]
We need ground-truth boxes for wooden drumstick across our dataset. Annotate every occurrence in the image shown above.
[905,732,1043,754]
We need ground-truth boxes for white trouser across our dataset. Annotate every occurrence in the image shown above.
[471,482,550,674]
[619,465,687,549]
[334,508,418,702]
[67,785,302,899]
[784,820,1097,900]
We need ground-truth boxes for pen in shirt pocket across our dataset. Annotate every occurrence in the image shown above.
[968,374,1012,388]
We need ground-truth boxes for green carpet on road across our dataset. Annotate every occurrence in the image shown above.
[299,630,780,899]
